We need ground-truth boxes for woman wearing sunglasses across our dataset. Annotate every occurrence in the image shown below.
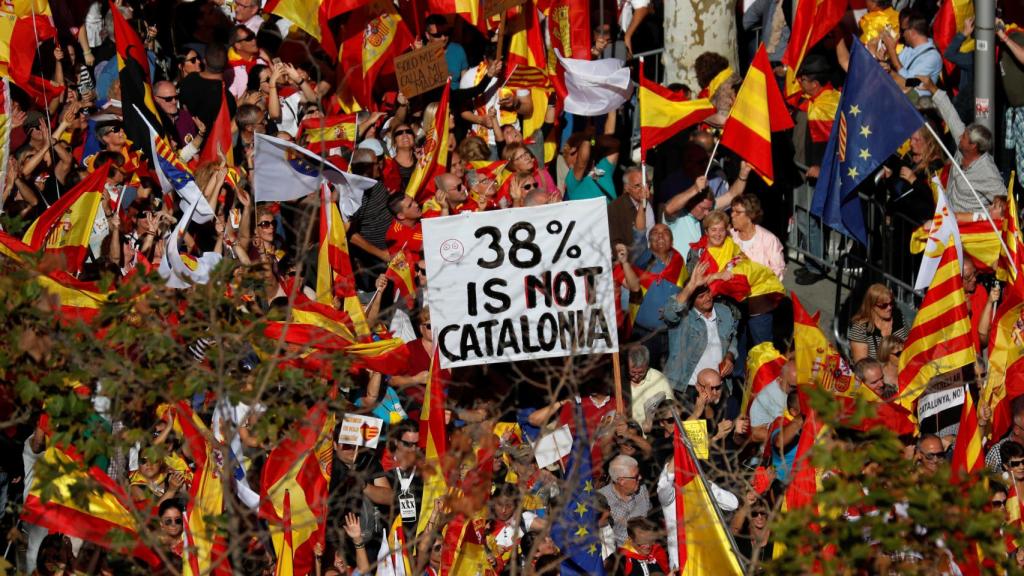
[157,499,186,558]
[848,283,910,362]
[730,490,776,570]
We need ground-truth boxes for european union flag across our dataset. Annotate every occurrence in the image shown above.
[550,413,605,576]
[811,40,925,245]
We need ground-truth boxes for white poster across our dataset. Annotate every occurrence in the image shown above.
[422,198,618,369]
[917,385,966,422]
[337,414,385,448]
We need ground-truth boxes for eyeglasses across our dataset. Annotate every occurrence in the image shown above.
[750,510,768,518]
[156,94,178,102]
[993,499,1008,507]
[874,301,893,309]
[617,474,640,482]
[398,438,420,449]
[100,126,124,136]
[257,220,275,228]
[511,153,531,164]
[521,182,538,191]
[416,267,427,275]
[236,33,256,43]
[706,384,723,391]
[1008,459,1024,469]
[422,322,431,329]
[183,56,200,64]
[162,517,184,526]
[920,451,945,461]
[427,29,449,38]
[394,128,415,137]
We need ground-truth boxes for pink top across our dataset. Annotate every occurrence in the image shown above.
[731,225,785,281]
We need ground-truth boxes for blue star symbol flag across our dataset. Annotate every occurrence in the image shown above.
[550,416,605,576]
[810,39,925,245]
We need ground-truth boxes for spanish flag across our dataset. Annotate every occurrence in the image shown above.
[741,341,787,416]
[982,254,1024,442]
[405,80,452,202]
[997,173,1020,281]
[22,446,160,566]
[110,0,163,153]
[950,389,984,483]
[175,401,233,576]
[37,271,109,325]
[933,0,975,74]
[781,0,846,97]
[719,45,794,185]
[638,73,715,163]
[1007,479,1024,553]
[316,183,370,337]
[804,86,841,145]
[2,0,62,107]
[427,0,482,29]
[506,1,546,70]
[23,161,110,274]
[385,248,417,309]
[897,236,976,412]
[299,114,357,154]
[260,403,335,576]
[417,348,449,536]
[198,84,233,166]
[672,423,743,574]
[694,236,785,302]
[337,0,413,110]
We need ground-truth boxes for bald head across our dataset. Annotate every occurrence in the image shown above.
[153,81,179,115]
[696,369,723,404]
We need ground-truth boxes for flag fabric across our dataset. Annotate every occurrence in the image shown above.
[426,0,481,29]
[0,78,10,186]
[720,45,794,185]
[693,236,785,302]
[138,106,216,224]
[259,403,335,576]
[781,0,846,97]
[37,271,110,325]
[506,2,546,70]
[417,348,448,536]
[811,40,925,246]
[671,424,744,575]
[5,0,62,107]
[161,195,223,288]
[253,133,376,203]
[912,218,1003,274]
[198,85,233,166]
[950,388,984,482]
[546,0,590,62]
[299,114,357,155]
[741,341,787,416]
[780,393,824,513]
[386,248,417,309]
[897,236,976,412]
[22,162,110,274]
[555,52,633,116]
[316,183,371,337]
[336,0,414,110]
[174,401,232,576]
[914,181,964,290]
[933,0,975,74]
[376,523,411,576]
[110,0,162,153]
[21,446,160,566]
[405,80,452,201]
[638,73,715,162]
[1007,478,1024,553]
[549,408,605,575]
[805,87,841,145]
[982,258,1024,442]
[998,173,1020,281]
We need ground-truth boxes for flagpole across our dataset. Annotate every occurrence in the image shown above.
[640,57,648,189]
[924,122,1017,276]
[703,137,721,179]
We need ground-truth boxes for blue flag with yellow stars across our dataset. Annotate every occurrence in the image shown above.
[550,409,605,576]
[811,39,925,245]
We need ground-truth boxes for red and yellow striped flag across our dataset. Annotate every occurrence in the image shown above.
[417,348,449,536]
[933,0,975,74]
[23,161,110,274]
[1007,480,1024,553]
[897,236,976,411]
[912,219,1004,273]
[720,45,794,185]
[506,1,546,70]
[950,389,984,482]
[781,0,846,97]
[997,173,1020,281]
[405,80,452,202]
[21,446,160,566]
[316,183,370,337]
[260,403,335,576]
[982,249,1024,442]
[639,74,715,163]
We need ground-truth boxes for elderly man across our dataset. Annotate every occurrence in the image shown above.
[920,76,1006,213]
[626,346,674,431]
[422,173,477,218]
[608,166,656,249]
[624,223,687,366]
[685,369,748,443]
[749,360,796,444]
[597,454,651,546]
[153,80,201,153]
[349,147,395,291]
[916,434,947,477]
[852,358,896,401]
[663,262,738,393]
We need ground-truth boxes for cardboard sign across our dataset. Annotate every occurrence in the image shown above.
[683,420,709,460]
[917,385,966,422]
[337,414,385,448]
[394,44,448,98]
[422,198,619,368]
[534,425,573,469]
[484,0,527,17]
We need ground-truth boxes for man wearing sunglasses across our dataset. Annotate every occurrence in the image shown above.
[387,423,424,536]
[422,172,476,217]
[153,80,203,153]
[424,14,468,81]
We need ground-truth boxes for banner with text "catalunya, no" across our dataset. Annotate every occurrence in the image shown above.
[423,198,618,369]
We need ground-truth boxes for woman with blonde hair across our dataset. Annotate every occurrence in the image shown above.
[877,335,904,387]
[848,284,910,362]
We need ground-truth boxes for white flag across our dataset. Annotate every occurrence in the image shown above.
[253,133,377,204]
[555,50,634,117]
[159,196,222,288]
[914,180,964,291]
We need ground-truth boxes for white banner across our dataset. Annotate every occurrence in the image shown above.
[917,385,966,422]
[422,198,618,368]
[337,414,385,448]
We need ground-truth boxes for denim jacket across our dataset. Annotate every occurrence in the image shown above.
[662,297,738,392]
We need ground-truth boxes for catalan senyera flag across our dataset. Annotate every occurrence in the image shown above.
[781,0,846,97]
[21,446,160,566]
[417,348,448,536]
[198,85,233,166]
[260,403,335,576]
[695,236,785,302]
[672,424,743,575]
[719,45,794,185]
[175,401,232,576]
[110,0,163,154]
[37,271,110,325]
[950,388,984,483]
[386,248,417,309]
[982,253,1024,442]
[405,80,451,202]
[910,182,964,291]
[23,161,110,274]
[337,0,413,110]
[741,341,787,416]
[933,0,975,74]
[897,235,976,412]
[299,114,357,154]
[316,183,370,337]
[638,72,715,163]
[997,173,1020,281]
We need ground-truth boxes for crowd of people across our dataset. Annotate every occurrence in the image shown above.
[2,0,1024,574]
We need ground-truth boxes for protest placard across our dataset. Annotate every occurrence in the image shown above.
[422,198,618,369]
[394,44,448,98]
[337,414,385,448]
[534,425,573,469]
[683,420,709,460]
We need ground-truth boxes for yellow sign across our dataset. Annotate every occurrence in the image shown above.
[683,420,709,460]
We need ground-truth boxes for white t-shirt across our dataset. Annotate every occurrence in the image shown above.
[619,0,652,35]
[687,310,722,386]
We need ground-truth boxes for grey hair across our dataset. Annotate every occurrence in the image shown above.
[627,346,650,368]
[621,165,643,187]
[608,455,639,481]
[852,357,883,381]
[964,123,992,154]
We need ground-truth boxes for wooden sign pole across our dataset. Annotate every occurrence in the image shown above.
[612,351,624,413]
